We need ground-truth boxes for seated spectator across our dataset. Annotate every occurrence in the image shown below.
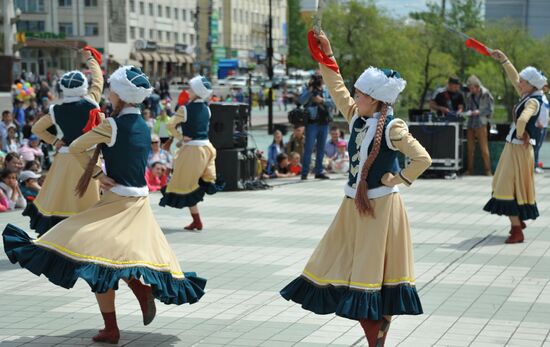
[429,76,465,117]
[19,170,41,202]
[0,110,15,144]
[19,135,43,164]
[0,168,26,209]
[4,152,23,175]
[286,125,305,158]
[145,162,168,192]
[325,126,345,159]
[148,134,172,170]
[271,153,296,178]
[267,130,285,174]
[288,152,302,175]
[0,189,9,212]
[3,125,20,153]
[22,113,36,139]
[329,140,350,174]
[24,160,41,173]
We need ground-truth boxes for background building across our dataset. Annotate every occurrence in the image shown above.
[485,0,550,38]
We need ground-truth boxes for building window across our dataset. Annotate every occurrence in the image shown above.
[148,3,153,15]
[233,9,237,22]
[130,26,136,39]
[182,9,186,21]
[149,29,154,40]
[190,34,194,45]
[158,30,163,41]
[84,0,97,6]
[165,6,170,18]
[219,7,223,20]
[129,0,135,12]
[166,31,171,42]
[84,22,98,36]
[182,33,187,44]
[174,32,179,43]
[15,0,45,12]
[139,27,145,38]
[139,1,144,15]
[174,8,178,20]
[17,20,45,32]
[157,4,162,17]
[58,0,71,7]
[58,22,74,36]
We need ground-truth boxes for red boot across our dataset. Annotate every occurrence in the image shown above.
[127,278,156,326]
[359,317,391,347]
[93,311,120,344]
[506,226,524,244]
[184,213,203,231]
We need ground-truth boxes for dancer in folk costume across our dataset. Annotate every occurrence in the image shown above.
[3,66,206,344]
[280,32,432,347]
[160,76,224,231]
[483,50,547,243]
[22,48,103,235]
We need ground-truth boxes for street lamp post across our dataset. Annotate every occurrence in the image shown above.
[267,0,274,134]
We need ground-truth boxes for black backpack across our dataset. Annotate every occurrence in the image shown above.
[288,105,309,126]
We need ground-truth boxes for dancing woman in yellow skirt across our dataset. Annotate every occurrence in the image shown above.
[3,66,206,344]
[280,32,431,347]
[160,76,224,231]
[23,49,102,235]
[483,50,546,243]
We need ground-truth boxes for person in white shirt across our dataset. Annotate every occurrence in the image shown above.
[534,84,549,174]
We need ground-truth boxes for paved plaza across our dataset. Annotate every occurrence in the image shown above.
[0,173,549,347]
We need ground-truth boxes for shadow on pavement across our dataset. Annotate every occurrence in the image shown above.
[2,329,181,346]
[440,234,508,251]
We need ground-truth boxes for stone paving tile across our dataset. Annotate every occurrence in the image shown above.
[0,174,549,346]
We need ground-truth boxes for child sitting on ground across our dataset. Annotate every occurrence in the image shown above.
[288,152,302,175]
[19,170,41,202]
[329,140,350,174]
[271,153,297,178]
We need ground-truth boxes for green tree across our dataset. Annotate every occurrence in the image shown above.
[286,0,316,69]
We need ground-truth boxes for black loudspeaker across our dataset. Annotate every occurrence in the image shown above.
[408,122,463,171]
[215,148,257,191]
[209,103,249,150]
[0,56,14,92]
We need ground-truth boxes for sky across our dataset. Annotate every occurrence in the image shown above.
[374,0,430,17]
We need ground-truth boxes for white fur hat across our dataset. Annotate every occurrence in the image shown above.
[60,70,88,97]
[354,67,406,104]
[108,65,153,104]
[189,75,213,100]
[519,67,547,90]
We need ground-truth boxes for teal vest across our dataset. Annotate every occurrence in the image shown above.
[180,102,210,140]
[347,115,397,190]
[102,113,150,187]
[52,99,97,145]
[512,94,542,140]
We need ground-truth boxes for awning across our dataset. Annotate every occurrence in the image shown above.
[168,54,178,63]
[141,52,153,61]
[25,39,86,49]
[131,52,143,61]
[127,59,142,67]
[150,52,162,61]
[176,55,186,64]
[184,55,194,63]
[160,53,170,62]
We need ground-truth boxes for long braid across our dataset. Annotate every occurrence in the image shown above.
[355,103,389,216]
[75,102,125,197]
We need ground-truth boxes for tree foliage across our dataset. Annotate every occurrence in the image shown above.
[287,0,550,121]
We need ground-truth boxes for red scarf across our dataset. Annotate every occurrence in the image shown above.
[307,30,340,74]
[82,108,102,133]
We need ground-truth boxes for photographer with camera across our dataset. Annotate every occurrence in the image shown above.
[298,73,334,180]
[429,76,465,118]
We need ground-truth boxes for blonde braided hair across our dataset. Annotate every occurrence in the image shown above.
[355,103,389,216]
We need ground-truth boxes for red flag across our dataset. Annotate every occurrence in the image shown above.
[465,38,491,56]
[177,90,189,106]
[307,30,339,74]
[83,45,103,65]
[83,108,102,133]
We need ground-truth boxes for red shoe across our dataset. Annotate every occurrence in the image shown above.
[93,328,120,344]
[510,221,527,234]
[127,279,156,326]
[184,221,203,231]
[506,226,524,244]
